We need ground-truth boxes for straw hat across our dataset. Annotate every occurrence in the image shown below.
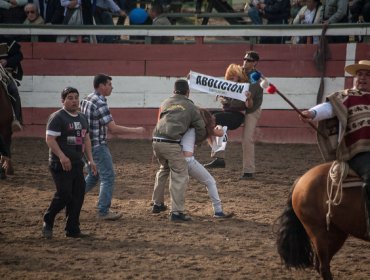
[344,60,370,76]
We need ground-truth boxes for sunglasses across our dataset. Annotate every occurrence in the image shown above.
[244,58,255,62]
[26,10,36,14]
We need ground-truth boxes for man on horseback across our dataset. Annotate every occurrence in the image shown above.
[300,60,370,236]
[0,37,23,132]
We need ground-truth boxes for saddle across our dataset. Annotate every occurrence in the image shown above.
[329,160,363,188]
[326,161,369,234]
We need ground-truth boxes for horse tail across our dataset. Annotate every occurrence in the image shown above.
[275,180,314,269]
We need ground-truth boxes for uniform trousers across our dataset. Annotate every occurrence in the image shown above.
[242,108,261,174]
[152,141,188,213]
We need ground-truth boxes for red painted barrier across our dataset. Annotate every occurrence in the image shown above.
[16,42,370,143]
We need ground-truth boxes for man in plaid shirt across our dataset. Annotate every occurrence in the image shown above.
[80,73,145,220]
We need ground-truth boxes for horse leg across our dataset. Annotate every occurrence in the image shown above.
[3,134,14,175]
[310,228,348,280]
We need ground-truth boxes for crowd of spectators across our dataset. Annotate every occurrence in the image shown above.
[245,0,369,43]
[0,0,368,44]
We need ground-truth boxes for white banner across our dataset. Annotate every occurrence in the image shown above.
[188,71,249,102]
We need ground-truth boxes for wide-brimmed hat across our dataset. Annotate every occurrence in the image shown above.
[344,60,370,76]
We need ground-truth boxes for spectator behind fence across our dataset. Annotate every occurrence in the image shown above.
[350,0,370,22]
[32,0,64,42]
[244,0,290,44]
[148,3,174,44]
[292,0,322,44]
[37,0,64,24]
[245,0,264,25]
[196,0,203,13]
[254,0,291,44]
[320,0,349,43]
[0,0,27,23]
[128,7,151,42]
[94,0,127,43]
[57,0,93,43]
[23,3,45,42]
[350,0,370,42]
[24,3,44,24]
[290,0,305,20]
[115,0,136,25]
[0,0,27,41]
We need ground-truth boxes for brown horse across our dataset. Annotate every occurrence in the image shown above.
[0,77,14,177]
[276,162,370,280]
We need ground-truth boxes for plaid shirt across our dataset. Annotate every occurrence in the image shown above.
[80,91,113,148]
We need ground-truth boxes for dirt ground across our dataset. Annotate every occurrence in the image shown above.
[1,138,369,280]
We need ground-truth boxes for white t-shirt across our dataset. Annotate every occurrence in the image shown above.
[181,128,195,153]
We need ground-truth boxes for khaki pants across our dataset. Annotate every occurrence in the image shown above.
[242,108,261,173]
[152,142,189,213]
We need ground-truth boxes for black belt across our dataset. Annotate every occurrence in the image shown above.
[152,138,180,144]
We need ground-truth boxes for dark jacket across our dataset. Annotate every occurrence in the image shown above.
[44,0,65,24]
[0,39,23,81]
[263,0,291,21]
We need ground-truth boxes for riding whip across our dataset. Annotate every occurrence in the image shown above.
[249,71,326,138]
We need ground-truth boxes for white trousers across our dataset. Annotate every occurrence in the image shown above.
[186,156,223,213]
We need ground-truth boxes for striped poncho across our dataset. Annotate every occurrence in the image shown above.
[317,89,370,162]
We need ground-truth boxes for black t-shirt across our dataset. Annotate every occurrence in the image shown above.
[46,109,89,164]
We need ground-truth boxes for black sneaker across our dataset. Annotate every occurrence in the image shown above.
[65,231,89,238]
[240,173,254,180]
[42,222,53,239]
[213,212,234,219]
[204,158,225,168]
[152,203,167,213]
[169,212,192,222]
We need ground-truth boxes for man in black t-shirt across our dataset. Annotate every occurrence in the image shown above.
[42,87,97,239]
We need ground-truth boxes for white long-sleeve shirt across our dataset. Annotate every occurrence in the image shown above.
[310,102,335,121]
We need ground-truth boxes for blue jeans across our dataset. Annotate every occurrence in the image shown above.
[85,144,115,215]
[247,7,262,25]
[93,10,116,43]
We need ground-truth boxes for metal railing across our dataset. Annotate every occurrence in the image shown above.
[1,23,369,44]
